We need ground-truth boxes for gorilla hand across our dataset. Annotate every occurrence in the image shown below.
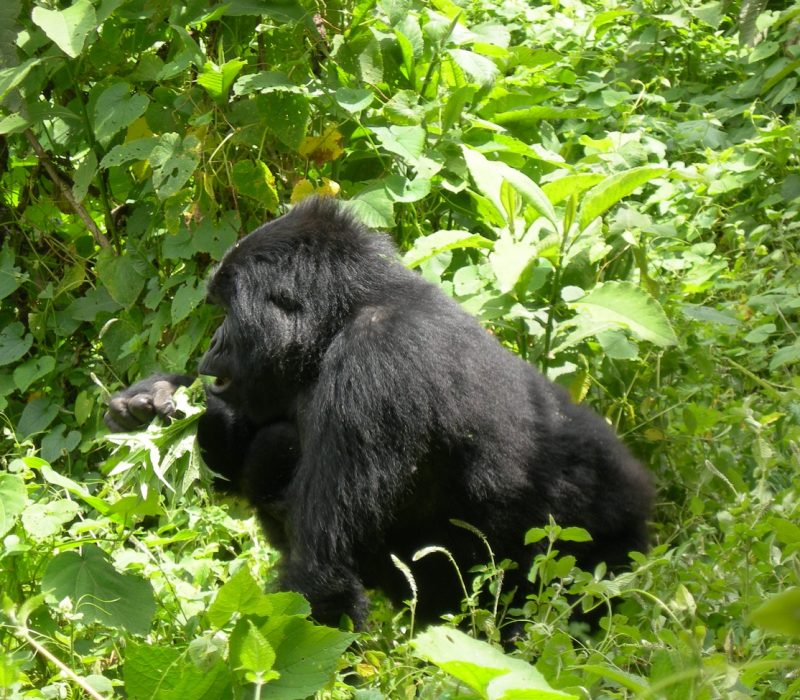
[104,373,193,432]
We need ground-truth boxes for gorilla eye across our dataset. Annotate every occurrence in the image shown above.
[271,294,302,313]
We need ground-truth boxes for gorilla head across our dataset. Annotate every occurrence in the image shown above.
[199,199,397,424]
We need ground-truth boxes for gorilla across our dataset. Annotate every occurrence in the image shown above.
[105,197,653,628]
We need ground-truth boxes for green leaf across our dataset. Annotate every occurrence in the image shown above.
[0,113,28,135]
[463,147,558,227]
[344,186,395,228]
[31,0,97,58]
[412,627,576,699]
[123,643,232,699]
[21,499,80,540]
[0,322,32,367]
[384,174,431,203]
[207,568,273,628]
[0,242,26,301]
[150,133,201,199]
[0,57,42,101]
[262,92,309,149]
[171,279,206,324]
[448,48,499,87]
[93,83,149,146]
[42,544,156,635]
[579,166,668,231]
[96,249,146,308]
[197,59,246,101]
[237,621,277,673]
[100,137,159,168]
[570,281,678,348]
[749,588,800,636]
[257,616,357,700]
[335,87,373,113]
[541,173,605,206]
[17,397,59,437]
[233,71,300,95]
[370,125,426,163]
[231,160,279,210]
[13,356,55,392]
[404,230,493,269]
[0,473,26,537]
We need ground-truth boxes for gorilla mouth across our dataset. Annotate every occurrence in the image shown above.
[209,376,232,394]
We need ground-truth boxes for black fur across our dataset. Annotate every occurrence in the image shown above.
[107,197,654,628]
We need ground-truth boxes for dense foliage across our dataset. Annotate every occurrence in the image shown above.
[1,0,799,697]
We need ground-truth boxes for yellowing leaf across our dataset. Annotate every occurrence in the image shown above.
[298,127,344,164]
[291,178,340,204]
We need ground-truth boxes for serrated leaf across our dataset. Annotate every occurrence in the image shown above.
[31,0,97,58]
[579,166,668,230]
[100,137,158,168]
[262,92,309,149]
[571,281,677,347]
[370,125,426,163]
[207,568,273,627]
[42,544,155,635]
[238,622,277,673]
[0,473,26,537]
[149,133,200,199]
[171,279,207,324]
[344,186,395,228]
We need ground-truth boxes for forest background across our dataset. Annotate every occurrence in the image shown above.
[0,0,799,697]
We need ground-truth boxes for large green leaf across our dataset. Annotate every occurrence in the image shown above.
[403,229,493,269]
[124,643,232,700]
[93,83,149,146]
[413,627,576,699]
[207,568,273,628]
[749,587,800,636]
[197,59,246,101]
[31,0,97,58]
[42,544,156,635]
[150,133,201,199]
[0,472,26,537]
[96,249,146,308]
[256,616,357,700]
[0,322,32,367]
[578,166,668,230]
[570,281,677,348]
[463,147,558,227]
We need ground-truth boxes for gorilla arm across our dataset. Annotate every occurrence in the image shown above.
[278,310,436,627]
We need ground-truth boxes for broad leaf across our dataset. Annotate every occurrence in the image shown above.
[570,281,677,347]
[0,473,26,537]
[413,626,576,699]
[579,166,668,231]
[93,83,149,146]
[42,544,155,635]
[31,0,96,58]
[403,230,493,269]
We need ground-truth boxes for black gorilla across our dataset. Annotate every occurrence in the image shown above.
[105,197,653,627]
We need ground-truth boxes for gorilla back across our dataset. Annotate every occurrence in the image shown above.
[112,197,654,628]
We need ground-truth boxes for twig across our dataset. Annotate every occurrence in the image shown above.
[11,622,108,700]
[24,129,110,249]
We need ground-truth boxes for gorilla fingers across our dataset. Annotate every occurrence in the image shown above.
[103,374,193,432]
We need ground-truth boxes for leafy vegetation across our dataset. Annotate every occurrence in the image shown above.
[1,0,799,697]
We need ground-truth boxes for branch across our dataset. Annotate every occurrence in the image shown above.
[24,129,110,249]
